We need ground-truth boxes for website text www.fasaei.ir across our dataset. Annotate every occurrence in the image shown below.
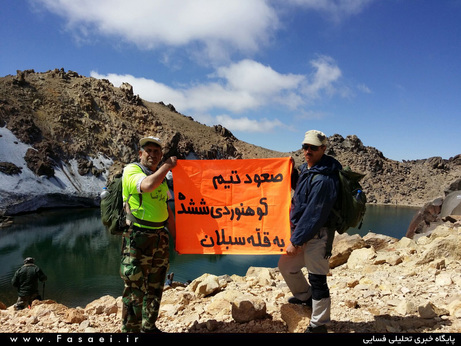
[6,334,139,344]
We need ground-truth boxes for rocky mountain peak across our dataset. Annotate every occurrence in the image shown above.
[0,69,460,214]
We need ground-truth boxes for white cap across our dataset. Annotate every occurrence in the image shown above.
[302,130,327,146]
[139,136,162,148]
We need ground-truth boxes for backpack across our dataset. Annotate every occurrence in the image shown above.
[100,172,128,235]
[100,163,165,235]
[330,166,367,234]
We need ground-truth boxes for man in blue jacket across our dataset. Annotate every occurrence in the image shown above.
[278,130,341,333]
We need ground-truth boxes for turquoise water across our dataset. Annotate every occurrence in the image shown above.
[0,204,417,307]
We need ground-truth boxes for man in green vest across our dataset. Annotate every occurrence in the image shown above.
[120,136,177,333]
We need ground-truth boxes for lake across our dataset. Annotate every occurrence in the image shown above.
[0,204,418,308]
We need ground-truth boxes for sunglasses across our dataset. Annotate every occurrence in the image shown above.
[302,144,322,151]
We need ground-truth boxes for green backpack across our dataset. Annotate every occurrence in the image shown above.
[100,172,128,235]
[330,166,367,234]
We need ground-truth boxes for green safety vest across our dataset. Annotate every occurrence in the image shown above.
[122,163,169,229]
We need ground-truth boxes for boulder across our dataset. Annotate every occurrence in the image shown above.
[440,190,461,217]
[245,266,276,286]
[231,297,267,323]
[347,247,376,269]
[65,308,87,324]
[280,303,310,333]
[188,273,223,298]
[406,197,443,238]
[329,232,365,268]
[363,232,398,251]
[84,295,118,315]
[418,302,448,319]
[417,234,460,264]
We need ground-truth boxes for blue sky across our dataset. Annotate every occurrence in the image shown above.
[1,0,460,161]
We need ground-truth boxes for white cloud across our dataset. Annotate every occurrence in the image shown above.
[215,59,304,95]
[92,56,342,116]
[357,83,372,94]
[215,115,285,133]
[303,55,342,99]
[34,0,374,62]
[211,59,306,110]
[284,0,374,21]
[90,68,291,134]
[91,55,345,136]
[36,0,279,62]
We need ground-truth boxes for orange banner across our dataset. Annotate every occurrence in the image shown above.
[173,158,292,255]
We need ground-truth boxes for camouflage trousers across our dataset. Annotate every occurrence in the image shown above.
[120,227,170,333]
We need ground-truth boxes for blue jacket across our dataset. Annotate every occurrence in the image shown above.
[290,155,342,246]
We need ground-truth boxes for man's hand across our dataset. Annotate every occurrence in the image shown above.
[140,156,178,193]
[165,156,177,169]
[286,243,302,256]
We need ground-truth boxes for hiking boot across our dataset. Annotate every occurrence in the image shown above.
[305,324,328,333]
[288,296,312,307]
[141,326,163,334]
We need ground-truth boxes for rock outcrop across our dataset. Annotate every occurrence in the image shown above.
[406,184,461,239]
[1,221,459,333]
[1,69,460,214]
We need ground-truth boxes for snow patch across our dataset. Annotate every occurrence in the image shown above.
[0,126,114,214]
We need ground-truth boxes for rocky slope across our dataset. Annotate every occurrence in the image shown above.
[1,69,460,336]
[1,69,460,215]
[1,218,459,334]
